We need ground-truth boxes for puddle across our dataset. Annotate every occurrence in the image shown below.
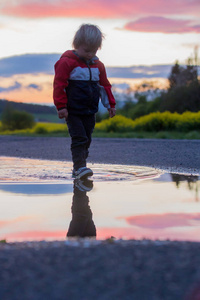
[0,157,200,242]
[0,157,160,182]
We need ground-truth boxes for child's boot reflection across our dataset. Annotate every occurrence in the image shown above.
[67,179,96,238]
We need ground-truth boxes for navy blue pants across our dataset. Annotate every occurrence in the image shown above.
[66,114,95,171]
[67,183,96,238]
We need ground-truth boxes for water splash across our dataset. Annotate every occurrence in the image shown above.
[0,156,161,182]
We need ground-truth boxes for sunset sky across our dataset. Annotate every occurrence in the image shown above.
[0,0,199,104]
[1,173,200,242]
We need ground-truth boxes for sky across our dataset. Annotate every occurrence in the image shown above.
[0,0,199,104]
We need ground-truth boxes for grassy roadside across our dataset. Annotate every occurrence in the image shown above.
[0,122,200,139]
[1,110,200,139]
[93,130,200,139]
[0,131,199,139]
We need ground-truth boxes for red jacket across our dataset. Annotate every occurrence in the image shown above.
[53,50,116,114]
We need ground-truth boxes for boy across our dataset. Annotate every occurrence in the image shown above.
[53,24,116,180]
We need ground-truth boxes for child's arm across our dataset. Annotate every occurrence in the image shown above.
[58,108,68,120]
[98,62,116,116]
[53,58,71,111]
[108,108,116,118]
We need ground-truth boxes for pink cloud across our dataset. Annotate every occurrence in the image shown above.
[97,226,200,242]
[1,0,120,18]
[124,213,200,229]
[1,0,200,18]
[6,230,66,241]
[4,226,200,242]
[123,16,200,33]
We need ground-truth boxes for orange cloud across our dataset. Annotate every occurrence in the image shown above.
[1,0,200,18]
[0,74,53,105]
[123,16,200,34]
[0,216,31,229]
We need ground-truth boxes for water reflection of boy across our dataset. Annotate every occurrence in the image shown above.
[67,180,96,238]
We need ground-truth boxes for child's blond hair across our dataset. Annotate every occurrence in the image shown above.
[72,24,104,50]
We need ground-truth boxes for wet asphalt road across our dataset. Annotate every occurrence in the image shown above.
[0,136,200,174]
[1,240,200,300]
[0,136,200,299]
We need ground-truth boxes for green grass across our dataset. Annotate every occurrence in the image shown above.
[93,130,200,139]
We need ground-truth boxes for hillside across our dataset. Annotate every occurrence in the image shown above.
[0,99,59,123]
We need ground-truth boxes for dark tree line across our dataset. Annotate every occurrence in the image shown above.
[161,49,199,113]
[116,48,200,120]
[0,99,57,115]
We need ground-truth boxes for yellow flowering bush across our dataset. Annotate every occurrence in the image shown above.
[95,111,200,132]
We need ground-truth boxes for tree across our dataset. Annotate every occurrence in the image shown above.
[160,47,200,113]
[168,60,198,89]
[168,60,181,89]
[160,80,200,113]
[168,47,199,90]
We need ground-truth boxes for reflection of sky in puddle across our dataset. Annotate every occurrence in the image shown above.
[0,157,200,242]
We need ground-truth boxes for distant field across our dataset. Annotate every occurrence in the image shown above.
[0,112,60,124]
[33,113,60,123]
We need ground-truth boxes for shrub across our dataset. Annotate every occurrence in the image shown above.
[34,124,48,134]
[32,122,68,135]
[175,111,200,131]
[133,112,179,131]
[2,107,35,131]
[95,115,135,133]
[95,111,200,133]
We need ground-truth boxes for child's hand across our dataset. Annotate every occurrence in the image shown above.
[58,108,68,120]
[108,108,116,118]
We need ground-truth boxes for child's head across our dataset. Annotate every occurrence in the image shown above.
[72,24,104,60]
